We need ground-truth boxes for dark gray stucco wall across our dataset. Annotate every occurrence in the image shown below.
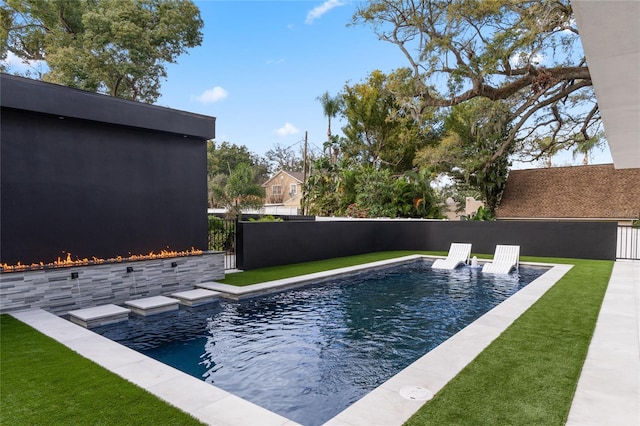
[237,220,617,269]
[1,74,215,265]
[236,221,427,269]
[422,221,617,259]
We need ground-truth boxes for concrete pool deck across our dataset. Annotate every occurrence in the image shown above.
[566,260,640,426]
[9,258,639,425]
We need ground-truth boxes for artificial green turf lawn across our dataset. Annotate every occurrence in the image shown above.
[404,257,614,426]
[0,252,613,426]
[0,314,205,426]
[219,250,441,285]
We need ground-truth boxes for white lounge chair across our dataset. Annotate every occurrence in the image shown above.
[482,245,520,274]
[431,243,472,270]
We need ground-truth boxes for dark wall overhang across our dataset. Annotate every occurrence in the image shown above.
[1,73,213,265]
[1,73,215,139]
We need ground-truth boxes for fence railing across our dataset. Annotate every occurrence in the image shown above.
[617,226,640,260]
[208,217,236,269]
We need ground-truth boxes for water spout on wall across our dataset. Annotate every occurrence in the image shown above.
[71,272,82,308]
[126,266,138,296]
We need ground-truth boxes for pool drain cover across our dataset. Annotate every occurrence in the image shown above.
[399,386,433,401]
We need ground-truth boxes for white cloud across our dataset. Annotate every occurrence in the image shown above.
[2,51,47,72]
[305,0,345,24]
[191,86,228,104]
[266,58,285,65]
[275,122,299,137]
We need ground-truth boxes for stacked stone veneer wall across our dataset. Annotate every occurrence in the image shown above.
[0,252,224,316]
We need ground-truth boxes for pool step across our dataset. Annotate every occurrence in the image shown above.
[124,295,179,316]
[171,289,221,307]
[68,304,131,328]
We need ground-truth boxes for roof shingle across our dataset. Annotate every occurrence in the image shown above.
[496,164,640,220]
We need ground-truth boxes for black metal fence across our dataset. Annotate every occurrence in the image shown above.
[208,216,236,269]
[617,226,640,260]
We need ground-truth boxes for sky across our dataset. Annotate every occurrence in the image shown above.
[4,0,612,167]
[156,0,409,159]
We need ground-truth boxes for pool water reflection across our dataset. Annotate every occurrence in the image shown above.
[94,260,546,426]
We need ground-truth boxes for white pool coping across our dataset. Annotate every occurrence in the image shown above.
[11,255,576,425]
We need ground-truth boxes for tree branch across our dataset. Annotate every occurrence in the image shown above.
[489,79,592,164]
[580,104,599,140]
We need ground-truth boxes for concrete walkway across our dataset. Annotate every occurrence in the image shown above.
[567,260,640,425]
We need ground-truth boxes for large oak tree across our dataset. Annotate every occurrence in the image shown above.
[352,0,600,164]
[1,0,203,103]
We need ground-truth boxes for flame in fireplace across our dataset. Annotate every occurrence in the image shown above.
[0,248,203,273]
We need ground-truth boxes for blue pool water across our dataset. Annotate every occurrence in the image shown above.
[93,260,547,425]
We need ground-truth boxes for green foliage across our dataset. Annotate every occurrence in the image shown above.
[354,167,397,217]
[469,205,495,221]
[308,0,600,216]
[207,140,268,182]
[0,314,204,425]
[339,70,434,172]
[395,168,443,218]
[304,157,352,216]
[345,203,369,218]
[248,215,283,222]
[309,71,442,218]
[210,163,265,220]
[317,91,344,144]
[571,131,606,165]
[207,141,269,208]
[415,98,513,215]
[305,159,441,219]
[2,0,204,103]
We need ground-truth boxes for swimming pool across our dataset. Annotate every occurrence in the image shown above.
[94,259,547,425]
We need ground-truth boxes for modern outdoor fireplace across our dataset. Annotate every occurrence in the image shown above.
[0,74,220,313]
[1,73,215,266]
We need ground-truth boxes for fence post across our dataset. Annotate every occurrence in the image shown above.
[207,215,238,269]
[617,225,640,260]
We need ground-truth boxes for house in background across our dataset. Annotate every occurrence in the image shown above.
[443,197,485,220]
[496,164,640,225]
[262,170,304,215]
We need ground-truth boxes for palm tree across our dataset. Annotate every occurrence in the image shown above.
[317,91,343,159]
[210,163,264,220]
[572,133,604,165]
